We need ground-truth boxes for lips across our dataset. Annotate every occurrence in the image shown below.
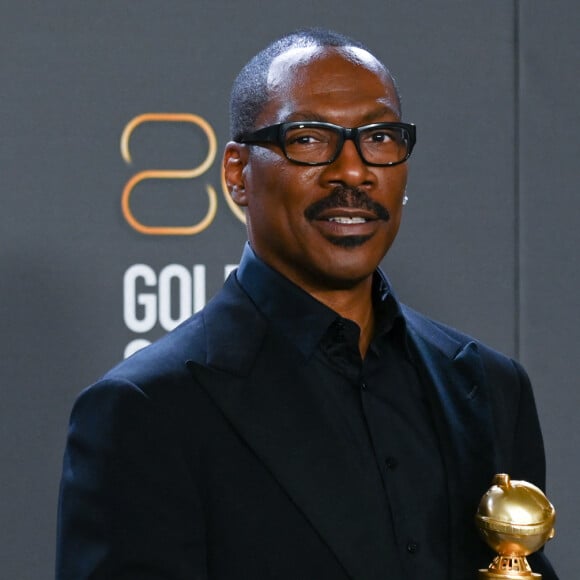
[303,186,390,246]
[315,207,382,224]
[309,208,379,246]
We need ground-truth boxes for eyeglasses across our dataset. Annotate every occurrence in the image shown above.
[237,121,416,167]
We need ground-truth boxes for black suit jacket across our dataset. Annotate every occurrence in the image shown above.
[56,272,557,579]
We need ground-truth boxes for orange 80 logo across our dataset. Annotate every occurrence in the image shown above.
[120,113,245,235]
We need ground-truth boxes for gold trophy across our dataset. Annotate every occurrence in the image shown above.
[475,473,556,579]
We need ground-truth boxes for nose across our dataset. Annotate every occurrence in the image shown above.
[322,138,373,187]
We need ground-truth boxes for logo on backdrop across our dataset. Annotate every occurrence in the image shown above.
[120,113,242,357]
[121,112,245,234]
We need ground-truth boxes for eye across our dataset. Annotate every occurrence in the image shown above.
[285,129,330,146]
[367,130,395,143]
[291,134,321,145]
[361,128,407,149]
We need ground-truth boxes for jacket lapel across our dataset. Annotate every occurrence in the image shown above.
[403,306,498,574]
[186,277,398,580]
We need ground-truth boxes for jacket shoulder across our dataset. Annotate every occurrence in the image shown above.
[99,312,205,392]
[96,272,264,393]
[401,303,524,383]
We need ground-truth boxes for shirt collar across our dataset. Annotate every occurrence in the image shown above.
[236,243,407,359]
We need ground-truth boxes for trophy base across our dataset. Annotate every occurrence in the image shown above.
[478,571,540,580]
[478,555,541,579]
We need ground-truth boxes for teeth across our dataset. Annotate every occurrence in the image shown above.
[328,217,367,224]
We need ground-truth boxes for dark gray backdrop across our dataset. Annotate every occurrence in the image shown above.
[1,1,578,578]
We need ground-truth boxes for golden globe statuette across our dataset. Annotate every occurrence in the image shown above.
[475,473,556,579]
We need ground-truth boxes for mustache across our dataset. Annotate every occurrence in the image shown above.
[303,186,390,221]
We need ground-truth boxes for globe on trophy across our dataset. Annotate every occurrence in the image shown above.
[475,473,556,579]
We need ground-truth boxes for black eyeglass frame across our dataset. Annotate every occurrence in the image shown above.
[237,121,417,167]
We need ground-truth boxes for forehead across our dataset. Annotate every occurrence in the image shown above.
[260,46,400,124]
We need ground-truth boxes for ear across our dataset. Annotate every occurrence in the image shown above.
[224,142,249,207]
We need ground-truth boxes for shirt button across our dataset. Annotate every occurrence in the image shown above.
[360,382,367,390]
[407,541,419,554]
[384,456,398,470]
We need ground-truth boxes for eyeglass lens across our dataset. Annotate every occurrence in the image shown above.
[283,125,410,165]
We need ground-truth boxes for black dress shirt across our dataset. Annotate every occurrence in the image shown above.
[237,246,450,579]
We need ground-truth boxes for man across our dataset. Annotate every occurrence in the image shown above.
[56,29,558,579]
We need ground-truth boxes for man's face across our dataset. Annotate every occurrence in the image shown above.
[226,46,409,294]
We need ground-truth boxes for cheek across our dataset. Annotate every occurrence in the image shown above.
[243,166,304,236]
[380,168,408,209]
[378,168,407,239]
[253,165,318,217]
[390,164,409,193]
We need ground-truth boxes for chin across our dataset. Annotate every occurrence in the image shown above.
[323,235,392,272]
[327,234,373,248]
